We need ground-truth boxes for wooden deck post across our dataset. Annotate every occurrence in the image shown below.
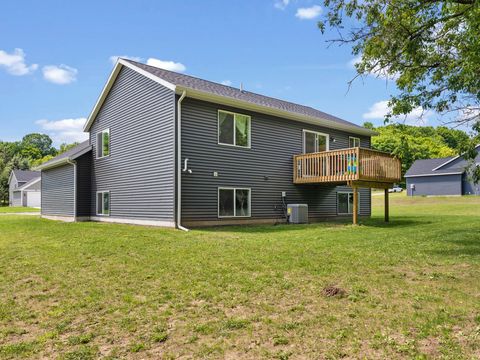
[384,188,389,222]
[353,187,358,225]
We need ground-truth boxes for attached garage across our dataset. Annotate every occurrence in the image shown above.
[12,177,42,208]
[36,141,92,221]
[26,191,41,207]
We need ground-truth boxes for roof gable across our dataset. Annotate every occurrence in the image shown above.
[17,177,41,191]
[35,140,92,170]
[432,144,480,171]
[11,170,40,183]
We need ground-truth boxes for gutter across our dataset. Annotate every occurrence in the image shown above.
[176,90,189,231]
[404,171,463,178]
[66,159,77,219]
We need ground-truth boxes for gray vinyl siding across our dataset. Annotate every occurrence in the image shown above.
[462,173,480,195]
[180,98,371,223]
[41,164,75,216]
[9,177,23,206]
[76,152,92,216]
[90,66,176,220]
[406,174,462,196]
[12,191,22,207]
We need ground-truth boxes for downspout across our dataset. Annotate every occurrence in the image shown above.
[177,90,189,231]
[67,159,77,220]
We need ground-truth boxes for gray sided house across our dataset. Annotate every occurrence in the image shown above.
[405,145,480,196]
[37,59,400,227]
[8,170,41,207]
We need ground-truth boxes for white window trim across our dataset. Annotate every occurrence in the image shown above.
[349,136,361,148]
[337,191,360,215]
[217,110,251,149]
[96,191,110,216]
[96,128,110,159]
[302,129,330,153]
[218,187,252,218]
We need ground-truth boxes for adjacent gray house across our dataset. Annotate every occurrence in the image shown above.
[37,59,400,227]
[8,170,41,207]
[405,145,480,196]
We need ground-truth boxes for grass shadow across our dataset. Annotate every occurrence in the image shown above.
[361,217,433,228]
[426,229,480,257]
[197,216,430,234]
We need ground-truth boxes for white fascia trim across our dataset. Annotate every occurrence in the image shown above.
[17,177,41,191]
[175,87,376,137]
[432,144,480,171]
[35,157,71,171]
[404,172,463,178]
[35,146,92,171]
[70,145,93,160]
[83,59,176,132]
[8,171,16,186]
[119,59,176,91]
[90,216,176,228]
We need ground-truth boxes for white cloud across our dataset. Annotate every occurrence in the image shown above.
[274,0,290,10]
[221,80,232,86]
[36,118,88,144]
[42,64,78,84]
[109,55,143,65]
[0,48,38,75]
[146,58,186,72]
[295,5,322,20]
[363,100,432,125]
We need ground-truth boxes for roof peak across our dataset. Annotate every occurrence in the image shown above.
[122,58,323,112]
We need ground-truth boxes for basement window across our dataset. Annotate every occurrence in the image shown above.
[218,188,251,218]
[96,191,110,216]
[337,191,360,215]
[97,129,110,158]
[218,110,251,148]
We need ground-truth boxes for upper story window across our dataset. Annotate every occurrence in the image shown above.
[218,110,251,148]
[303,130,329,153]
[97,129,110,158]
[349,136,361,148]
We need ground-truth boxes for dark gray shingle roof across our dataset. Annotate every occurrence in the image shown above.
[124,59,368,132]
[38,140,91,169]
[13,169,40,183]
[405,156,459,177]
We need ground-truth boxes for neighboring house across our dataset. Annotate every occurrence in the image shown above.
[8,170,41,207]
[36,59,400,227]
[405,145,480,196]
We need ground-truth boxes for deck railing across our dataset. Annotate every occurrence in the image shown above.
[293,147,401,184]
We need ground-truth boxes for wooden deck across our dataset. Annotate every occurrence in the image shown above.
[293,147,401,186]
[293,147,401,225]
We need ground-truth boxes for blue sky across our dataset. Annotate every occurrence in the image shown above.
[0,0,428,146]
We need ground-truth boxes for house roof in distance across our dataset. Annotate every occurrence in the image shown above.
[405,156,462,177]
[35,140,92,170]
[12,169,40,183]
[84,58,375,136]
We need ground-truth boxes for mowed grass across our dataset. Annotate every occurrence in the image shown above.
[0,207,39,213]
[0,195,479,359]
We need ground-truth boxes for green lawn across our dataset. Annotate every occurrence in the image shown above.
[0,207,39,213]
[0,195,479,359]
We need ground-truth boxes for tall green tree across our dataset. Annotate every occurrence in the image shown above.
[21,133,56,158]
[318,0,480,181]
